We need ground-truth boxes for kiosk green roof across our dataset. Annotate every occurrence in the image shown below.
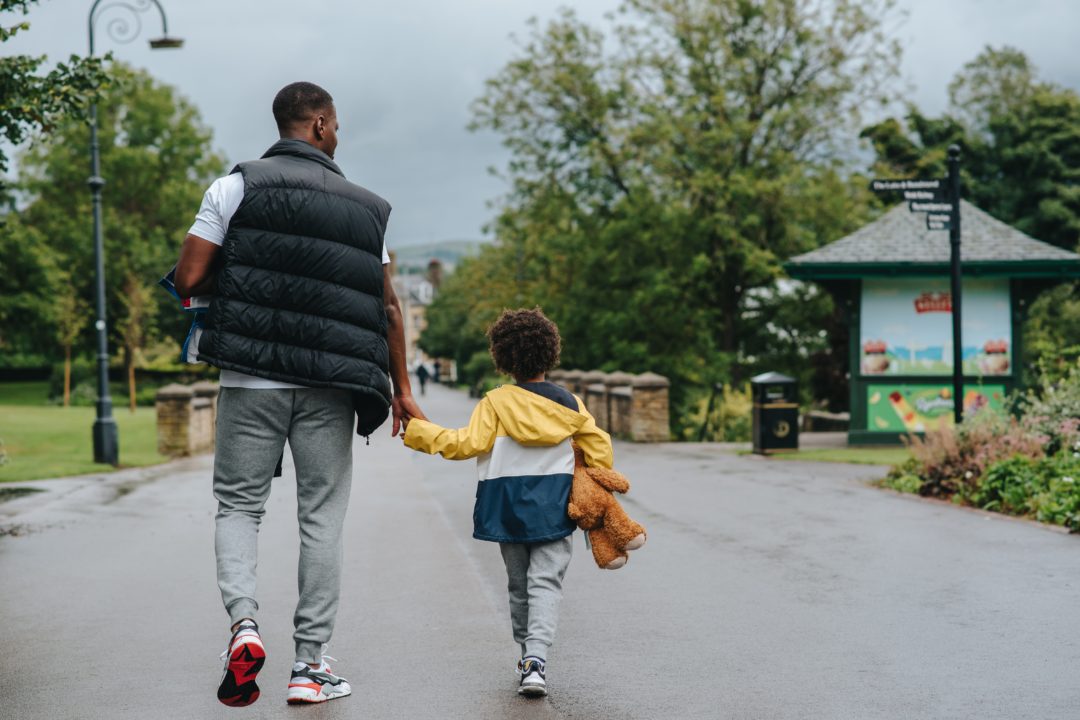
[785,201,1080,279]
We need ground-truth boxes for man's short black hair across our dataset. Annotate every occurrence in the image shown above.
[487,308,562,381]
[272,81,334,131]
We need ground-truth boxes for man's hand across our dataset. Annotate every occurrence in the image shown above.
[392,393,427,437]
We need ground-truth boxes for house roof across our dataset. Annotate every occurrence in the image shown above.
[785,201,1080,279]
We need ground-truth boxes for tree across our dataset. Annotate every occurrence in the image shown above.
[52,271,89,407]
[0,0,109,181]
[0,214,57,361]
[116,273,157,412]
[9,62,225,369]
[862,46,1080,250]
[426,0,898,426]
[861,46,1080,383]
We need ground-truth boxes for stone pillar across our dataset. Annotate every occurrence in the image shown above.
[630,372,671,442]
[192,382,219,451]
[547,369,566,385]
[582,371,609,430]
[156,384,194,457]
[604,371,635,439]
[191,381,220,453]
[561,369,585,396]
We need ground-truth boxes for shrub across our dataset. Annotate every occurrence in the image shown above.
[67,379,100,407]
[677,384,752,442]
[1015,365,1080,455]
[881,458,923,494]
[967,454,1080,531]
[47,357,96,402]
[904,411,1046,498]
[962,455,1042,513]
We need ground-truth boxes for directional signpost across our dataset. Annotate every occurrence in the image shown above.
[869,145,964,425]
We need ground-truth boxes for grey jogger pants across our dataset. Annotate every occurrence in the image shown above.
[499,536,573,660]
[213,386,354,664]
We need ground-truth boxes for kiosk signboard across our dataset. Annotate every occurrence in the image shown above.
[866,384,1007,432]
[859,277,1011,377]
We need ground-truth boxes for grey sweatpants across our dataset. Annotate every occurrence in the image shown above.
[499,536,573,661]
[213,386,354,664]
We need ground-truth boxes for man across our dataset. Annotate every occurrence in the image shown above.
[416,362,430,396]
[174,81,424,707]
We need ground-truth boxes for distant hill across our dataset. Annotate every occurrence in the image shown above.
[391,239,489,273]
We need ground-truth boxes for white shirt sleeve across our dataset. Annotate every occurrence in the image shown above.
[189,170,391,265]
[188,173,244,246]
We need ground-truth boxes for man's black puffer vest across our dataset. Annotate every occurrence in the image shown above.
[197,139,392,433]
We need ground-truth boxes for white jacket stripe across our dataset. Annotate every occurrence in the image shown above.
[477,436,574,481]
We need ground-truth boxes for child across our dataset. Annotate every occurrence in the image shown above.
[402,308,612,697]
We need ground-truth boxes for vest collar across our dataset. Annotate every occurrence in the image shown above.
[260,138,344,177]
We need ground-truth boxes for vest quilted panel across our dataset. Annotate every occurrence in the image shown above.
[198,139,392,412]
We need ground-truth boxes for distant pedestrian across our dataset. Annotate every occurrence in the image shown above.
[432,359,442,383]
[173,81,424,708]
[401,308,612,697]
[416,363,430,396]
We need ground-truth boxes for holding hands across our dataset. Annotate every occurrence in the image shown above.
[392,393,427,437]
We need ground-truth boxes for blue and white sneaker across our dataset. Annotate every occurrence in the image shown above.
[286,655,352,704]
[517,656,547,696]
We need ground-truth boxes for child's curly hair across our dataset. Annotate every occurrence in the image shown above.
[487,307,561,381]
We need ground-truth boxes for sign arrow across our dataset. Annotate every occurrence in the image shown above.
[927,218,950,231]
[904,189,944,201]
[909,201,952,213]
[870,178,943,192]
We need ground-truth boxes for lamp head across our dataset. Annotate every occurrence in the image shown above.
[149,36,184,49]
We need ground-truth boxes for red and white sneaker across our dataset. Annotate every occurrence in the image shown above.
[217,620,265,707]
[286,655,352,704]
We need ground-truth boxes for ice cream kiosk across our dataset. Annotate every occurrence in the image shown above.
[785,201,1080,445]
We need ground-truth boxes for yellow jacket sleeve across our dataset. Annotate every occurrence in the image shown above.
[572,396,614,469]
[403,397,498,460]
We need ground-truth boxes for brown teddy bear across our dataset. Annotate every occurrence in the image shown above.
[568,442,647,569]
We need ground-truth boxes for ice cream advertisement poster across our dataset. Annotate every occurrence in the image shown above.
[867,384,1007,432]
[859,278,1011,376]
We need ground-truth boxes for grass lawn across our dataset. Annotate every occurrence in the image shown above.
[741,447,911,465]
[0,381,168,482]
[0,381,54,406]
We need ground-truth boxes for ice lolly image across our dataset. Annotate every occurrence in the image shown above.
[888,391,924,432]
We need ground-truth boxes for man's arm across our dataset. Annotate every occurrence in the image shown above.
[174,234,221,297]
[385,265,426,435]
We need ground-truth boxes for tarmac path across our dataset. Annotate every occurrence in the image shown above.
[2,382,1079,719]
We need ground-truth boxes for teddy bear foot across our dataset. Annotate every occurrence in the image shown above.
[602,556,627,570]
[625,532,646,551]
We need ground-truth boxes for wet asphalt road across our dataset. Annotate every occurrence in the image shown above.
[2,382,1080,719]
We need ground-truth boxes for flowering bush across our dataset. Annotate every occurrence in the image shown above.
[901,411,1046,498]
[882,369,1080,531]
[1014,365,1080,455]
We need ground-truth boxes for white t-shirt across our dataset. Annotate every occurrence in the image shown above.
[189,172,391,389]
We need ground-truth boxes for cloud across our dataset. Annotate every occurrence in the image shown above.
[6,0,1079,250]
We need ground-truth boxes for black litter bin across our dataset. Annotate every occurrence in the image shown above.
[751,371,799,454]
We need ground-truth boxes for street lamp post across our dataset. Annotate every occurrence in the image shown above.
[86,0,182,464]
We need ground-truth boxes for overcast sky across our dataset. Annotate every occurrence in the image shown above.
[5,0,1080,248]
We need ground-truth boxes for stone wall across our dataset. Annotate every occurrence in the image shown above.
[156,382,219,457]
[548,369,670,442]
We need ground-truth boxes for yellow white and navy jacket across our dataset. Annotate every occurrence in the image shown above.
[403,383,613,543]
